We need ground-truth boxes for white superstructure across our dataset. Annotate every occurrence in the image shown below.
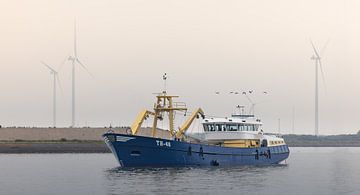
[189,111,286,148]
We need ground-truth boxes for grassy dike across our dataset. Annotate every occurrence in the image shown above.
[0,127,170,153]
[0,140,110,153]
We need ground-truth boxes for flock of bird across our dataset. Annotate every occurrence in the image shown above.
[215,91,268,95]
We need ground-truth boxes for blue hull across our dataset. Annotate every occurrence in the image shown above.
[103,133,290,167]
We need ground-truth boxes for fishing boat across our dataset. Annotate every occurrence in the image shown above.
[103,88,289,167]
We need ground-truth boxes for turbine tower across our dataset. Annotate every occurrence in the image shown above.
[310,39,328,137]
[43,62,62,127]
[68,21,92,127]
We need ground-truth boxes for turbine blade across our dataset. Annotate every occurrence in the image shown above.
[74,20,77,58]
[310,39,321,59]
[318,59,327,93]
[41,61,57,73]
[320,38,330,56]
[76,58,94,78]
[56,74,64,96]
[57,56,69,72]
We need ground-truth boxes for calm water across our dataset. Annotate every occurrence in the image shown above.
[1,148,360,195]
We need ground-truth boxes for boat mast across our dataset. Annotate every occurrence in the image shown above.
[151,73,188,137]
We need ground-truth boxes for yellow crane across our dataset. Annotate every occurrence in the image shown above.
[175,108,205,139]
[130,92,205,139]
[130,109,155,135]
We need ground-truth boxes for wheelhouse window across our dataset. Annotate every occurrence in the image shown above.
[209,124,215,131]
[204,123,260,132]
[238,124,244,131]
[226,124,238,131]
[216,124,222,131]
[203,124,215,131]
[243,125,248,131]
[214,124,226,131]
[249,125,254,131]
[221,124,226,131]
[203,124,209,131]
[239,124,256,131]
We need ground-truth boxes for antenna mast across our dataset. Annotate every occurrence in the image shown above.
[163,73,167,94]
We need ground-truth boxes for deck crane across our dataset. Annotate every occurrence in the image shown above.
[130,92,204,139]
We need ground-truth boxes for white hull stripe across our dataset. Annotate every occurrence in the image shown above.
[116,136,135,142]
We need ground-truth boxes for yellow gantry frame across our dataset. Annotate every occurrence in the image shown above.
[130,92,204,139]
[175,108,205,139]
[151,94,187,137]
[130,109,155,135]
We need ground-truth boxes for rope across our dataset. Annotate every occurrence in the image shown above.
[197,119,201,133]
[189,118,198,134]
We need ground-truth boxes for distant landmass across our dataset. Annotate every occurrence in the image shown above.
[283,131,360,147]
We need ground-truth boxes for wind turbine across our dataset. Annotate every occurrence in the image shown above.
[42,62,62,127]
[68,21,93,127]
[310,39,328,137]
[241,90,268,115]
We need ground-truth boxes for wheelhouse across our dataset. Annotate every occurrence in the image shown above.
[202,114,262,132]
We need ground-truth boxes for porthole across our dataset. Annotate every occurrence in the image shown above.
[130,151,141,156]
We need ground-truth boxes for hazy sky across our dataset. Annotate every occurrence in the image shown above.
[1,0,360,135]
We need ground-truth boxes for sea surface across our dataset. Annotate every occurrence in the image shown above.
[1,147,360,195]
